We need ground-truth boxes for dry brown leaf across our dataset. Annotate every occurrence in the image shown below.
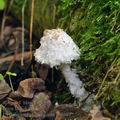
[55,104,88,120]
[0,80,11,100]
[2,115,26,120]
[0,26,13,49]
[55,110,64,120]
[22,92,51,120]
[14,78,45,99]
[88,105,111,120]
[2,115,14,120]
[7,98,29,113]
[0,26,28,56]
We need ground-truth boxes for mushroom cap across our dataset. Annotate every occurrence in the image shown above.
[34,28,80,67]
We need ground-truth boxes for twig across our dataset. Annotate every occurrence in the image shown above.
[0,5,7,46]
[30,0,35,77]
[21,0,27,66]
[0,52,31,64]
[113,70,120,84]
[29,0,34,60]
[4,36,18,78]
[7,0,14,12]
[95,58,117,100]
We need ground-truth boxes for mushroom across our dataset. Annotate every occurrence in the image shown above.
[34,28,88,99]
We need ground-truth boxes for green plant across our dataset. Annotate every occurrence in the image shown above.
[0,0,5,10]
[6,71,17,91]
[56,0,120,115]
[0,74,4,81]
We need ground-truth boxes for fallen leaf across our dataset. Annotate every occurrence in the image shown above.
[55,110,64,120]
[0,80,11,100]
[14,78,45,99]
[2,116,14,120]
[22,92,52,120]
[55,104,88,120]
[88,105,111,120]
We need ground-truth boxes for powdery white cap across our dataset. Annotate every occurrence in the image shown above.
[34,28,80,67]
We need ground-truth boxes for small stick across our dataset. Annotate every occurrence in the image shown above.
[30,0,35,77]
[21,0,27,66]
[0,52,31,64]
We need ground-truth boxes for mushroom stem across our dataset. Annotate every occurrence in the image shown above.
[60,64,88,99]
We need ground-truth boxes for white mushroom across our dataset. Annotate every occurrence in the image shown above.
[34,28,88,99]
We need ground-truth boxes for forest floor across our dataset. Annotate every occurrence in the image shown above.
[0,12,113,120]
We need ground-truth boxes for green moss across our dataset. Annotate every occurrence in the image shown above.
[56,0,120,116]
